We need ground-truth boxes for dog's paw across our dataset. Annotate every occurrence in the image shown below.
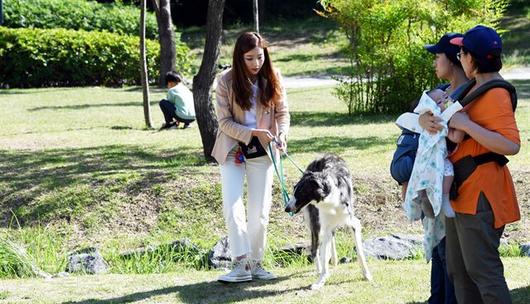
[310,273,329,290]
[310,282,324,290]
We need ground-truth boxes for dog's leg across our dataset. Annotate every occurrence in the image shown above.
[349,215,373,281]
[306,205,321,274]
[311,227,333,290]
[330,231,338,266]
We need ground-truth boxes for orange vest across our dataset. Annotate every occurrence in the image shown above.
[449,88,520,228]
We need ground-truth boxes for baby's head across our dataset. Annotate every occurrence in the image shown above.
[427,88,452,110]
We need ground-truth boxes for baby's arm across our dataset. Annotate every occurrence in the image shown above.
[448,128,465,143]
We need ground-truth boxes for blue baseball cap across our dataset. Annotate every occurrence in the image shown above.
[450,25,502,60]
[424,33,463,65]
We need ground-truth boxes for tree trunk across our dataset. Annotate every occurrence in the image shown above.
[152,0,176,87]
[193,0,225,163]
[259,0,265,25]
[140,0,153,128]
[253,0,259,33]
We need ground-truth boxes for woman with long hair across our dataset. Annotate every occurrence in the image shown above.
[212,32,289,283]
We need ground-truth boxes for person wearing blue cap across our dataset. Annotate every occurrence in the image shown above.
[423,25,520,304]
[391,32,468,304]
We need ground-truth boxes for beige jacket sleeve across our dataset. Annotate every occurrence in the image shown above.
[215,73,253,145]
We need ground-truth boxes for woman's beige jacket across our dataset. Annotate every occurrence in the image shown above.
[211,68,290,165]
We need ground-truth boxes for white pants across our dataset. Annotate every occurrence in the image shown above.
[220,149,274,261]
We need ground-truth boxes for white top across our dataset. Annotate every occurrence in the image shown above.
[243,82,259,128]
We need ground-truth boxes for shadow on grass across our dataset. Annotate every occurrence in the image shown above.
[288,136,394,154]
[291,111,395,127]
[181,17,340,50]
[0,87,81,95]
[61,275,307,304]
[28,101,163,111]
[405,285,530,304]
[276,51,345,63]
[512,79,530,99]
[0,145,208,226]
[511,285,530,304]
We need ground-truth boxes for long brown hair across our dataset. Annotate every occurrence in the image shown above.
[231,32,282,110]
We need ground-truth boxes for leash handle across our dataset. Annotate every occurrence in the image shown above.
[271,138,305,174]
[269,143,293,216]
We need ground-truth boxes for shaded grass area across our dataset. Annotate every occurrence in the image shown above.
[181,16,350,77]
[0,258,529,303]
[179,6,530,80]
[502,1,530,66]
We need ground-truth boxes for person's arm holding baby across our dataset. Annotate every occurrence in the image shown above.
[438,95,466,144]
[420,90,466,144]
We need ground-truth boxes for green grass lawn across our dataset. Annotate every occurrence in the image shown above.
[0,80,529,278]
[0,258,529,303]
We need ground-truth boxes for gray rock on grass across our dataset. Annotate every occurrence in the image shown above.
[66,247,108,274]
[363,234,423,260]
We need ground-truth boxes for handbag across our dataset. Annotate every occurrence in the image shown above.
[239,136,267,159]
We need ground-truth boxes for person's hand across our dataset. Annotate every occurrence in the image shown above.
[251,129,275,145]
[275,132,287,152]
[419,112,443,134]
[448,111,471,131]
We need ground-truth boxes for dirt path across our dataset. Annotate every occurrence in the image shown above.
[283,66,530,88]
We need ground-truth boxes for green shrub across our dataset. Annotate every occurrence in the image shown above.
[3,0,158,39]
[319,0,508,114]
[0,27,191,87]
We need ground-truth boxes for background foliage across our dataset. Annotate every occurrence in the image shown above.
[319,0,508,114]
[0,27,190,87]
[3,0,158,39]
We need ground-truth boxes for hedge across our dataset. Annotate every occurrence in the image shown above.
[0,27,191,87]
[3,0,158,39]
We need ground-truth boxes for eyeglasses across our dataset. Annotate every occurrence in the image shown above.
[456,52,462,60]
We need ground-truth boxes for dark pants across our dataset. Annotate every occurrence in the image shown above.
[446,192,511,304]
[159,99,195,126]
[428,237,457,304]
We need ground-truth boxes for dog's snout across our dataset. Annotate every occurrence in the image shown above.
[285,198,296,213]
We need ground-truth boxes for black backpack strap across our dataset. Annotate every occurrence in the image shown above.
[459,79,517,111]
[452,78,476,102]
[449,152,509,200]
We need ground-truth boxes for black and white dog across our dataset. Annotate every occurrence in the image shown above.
[285,154,372,289]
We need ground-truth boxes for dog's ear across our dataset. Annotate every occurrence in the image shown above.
[314,173,331,199]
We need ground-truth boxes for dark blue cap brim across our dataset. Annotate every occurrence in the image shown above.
[425,44,441,54]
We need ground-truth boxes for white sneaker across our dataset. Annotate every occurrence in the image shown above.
[217,260,252,283]
[251,261,277,280]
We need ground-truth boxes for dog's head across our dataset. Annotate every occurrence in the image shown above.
[285,171,330,214]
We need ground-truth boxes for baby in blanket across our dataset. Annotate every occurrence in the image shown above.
[418,89,465,218]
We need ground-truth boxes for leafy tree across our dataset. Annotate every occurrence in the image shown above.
[318,0,508,114]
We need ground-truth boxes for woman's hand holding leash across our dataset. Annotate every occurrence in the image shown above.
[251,129,274,144]
[275,132,287,152]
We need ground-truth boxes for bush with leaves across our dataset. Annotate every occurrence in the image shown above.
[0,27,192,87]
[319,0,508,114]
[3,0,158,39]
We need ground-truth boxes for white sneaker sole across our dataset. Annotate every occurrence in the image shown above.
[217,275,252,283]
